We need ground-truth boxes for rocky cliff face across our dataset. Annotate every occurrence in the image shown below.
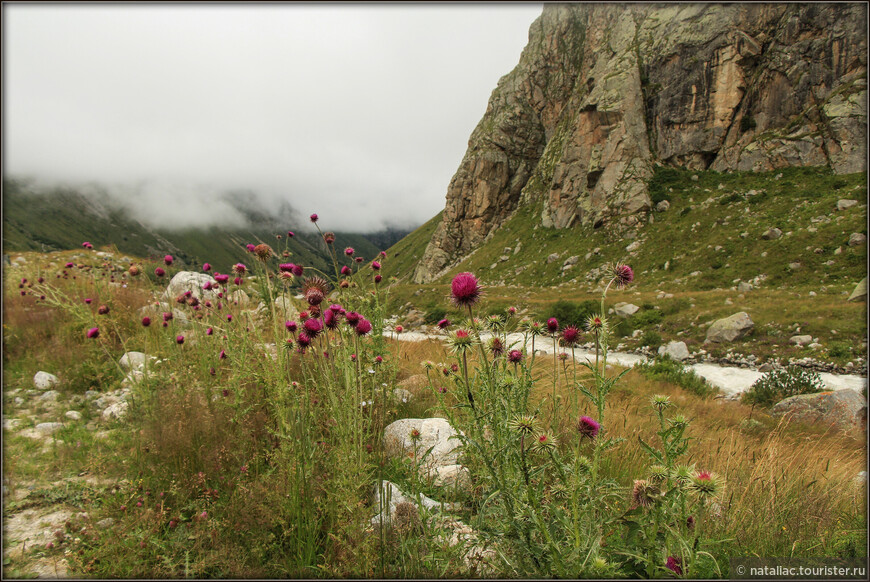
[414,3,866,283]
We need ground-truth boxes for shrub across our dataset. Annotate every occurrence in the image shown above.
[636,356,717,398]
[543,299,599,328]
[741,365,826,407]
[661,298,691,316]
[827,341,852,359]
[639,330,662,348]
[633,309,663,328]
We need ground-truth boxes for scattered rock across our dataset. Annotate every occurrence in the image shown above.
[119,352,153,371]
[34,422,64,436]
[432,464,471,489]
[848,233,866,247]
[546,253,559,264]
[392,388,413,404]
[737,281,753,292]
[38,390,61,403]
[771,390,866,434]
[788,262,801,270]
[837,199,858,210]
[656,200,670,212]
[161,271,219,302]
[705,312,754,343]
[65,410,82,421]
[761,227,782,240]
[658,341,690,362]
[613,303,640,317]
[102,401,129,421]
[383,418,462,474]
[789,335,813,346]
[625,241,642,252]
[855,471,868,486]
[848,277,867,302]
[563,256,579,267]
[370,480,460,527]
[33,371,60,390]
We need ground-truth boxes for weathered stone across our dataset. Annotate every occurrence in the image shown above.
[705,312,754,343]
[119,352,153,371]
[837,199,858,211]
[788,262,802,270]
[789,335,814,346]
[431,464,471,489]
[392,388,413,404]
[737,281,753,292]
[546,253,560,264]
[771,390,866,434]
[383,418,462,473]
[38,390,61,403]
[761,227,782,240]
[102,401,129,421]
[848,233,866,247]
[33,371,59,390]
[613,303,640,317]
[658,341,690,361]
[370,481,460,527]
[656,200,671,212]
[34,422,64,436]
[161,271,219,302]
[848,277,867,302]
[65,410,82,421]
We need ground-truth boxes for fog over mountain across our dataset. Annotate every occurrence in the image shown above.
[4,3,543,232]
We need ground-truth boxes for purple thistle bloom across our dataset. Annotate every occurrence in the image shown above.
[508,349,523,363]
[310,213,318,223]
[65,262,74,268]
[86,327,100,339]
[206,327,213,335]
[437,318,450,329]
[233,276,242,286]
[371,261,381,271]
[303,317,323,338]
[451,272,482,307]
[285,320,298,332]
[287,231,294,237]
[328,303,343,312]
[176,335,185,345]
[155,267,165,277]
[164,255,174,265]
[374,274,382,283]
[547,318,559,334]
[219,350,226,359]
[345,247,355,256]
[345,311,361,326]
[142,317,151,327]
[323,309,339,329]
[340,266,351,276]
[279,263,294,273]
[214,273,229,284]
[245,243,256,253]
[291,264,304,277]
[666,556,682,576]
[355,318,373,336]
[561,325,581,346]
[84,298,93,304]
[203,263,211,271]
[354,256,363,263]
[296,332,312,347]
[577,416,600,440]
[613,264,634,288]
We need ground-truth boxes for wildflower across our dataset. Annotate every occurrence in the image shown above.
[176,335,184,345]
[374,274,382,283]
[648,465,669,484]
[488,337,505,357]
[310,213,318,223]
[301,276,330,306]
[86,327,100,339]
[651,394,671,412]
[227,314,233,322]
[323,309,339,329]
[323,232,335,244]
[203,263,211,271]
[371,260,381,271]
[689,470,723,499]
[340,265,351,276]
[214,274,229,284]
[666,556,682,576]
[84,298,93,304]
[612,263,634,288]
[142,317,151,327]
[451,272,482,307]
[233,276,242,286]
[355,318,373,336]
[128,265,141,276]
[561,325,581,346]
[299,311,309,321]
[287,231,294,237]
[508,349,523,363]
[206,327,213,335]
[291,264,304,277]
[232,263,247,275]
[486,314,505,331]
[395,325,403,334]
[559,352,569,361]
[508,414,538,435]
[253,244,274,261]
[437,318,450,329]
[446,329,474,354]
[409,428,421,441]
[65,262,74,268]
[586,314,605,332]
[219,350,227,359]
[577,416,600,440]
[344,247,354,256]
[531,432,557,452]
[202,281,212,291]
[355,256,364,263]
[668,414,689,430]
[575,456,592,474]
[245,243,256,253]
[421,360,436,370]
[380,251,386,258]
[686,515,695,530]
[285,320,298,332]
[296,333,312,348]
[350,354,357,362]
[82,241,92,248]
[303,317,323,338]
[374,355,383,364]
[546,317,559,334]
[155,267,165,277]
[631,479,660,508]
[164,255,174,266]
[345,311,361,326]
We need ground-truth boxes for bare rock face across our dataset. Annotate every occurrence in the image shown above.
[771,390,867,434]
[414,4,866,282]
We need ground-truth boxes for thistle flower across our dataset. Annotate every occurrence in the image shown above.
[345,311,361,326]
[559,352,569,361]
[486,314,505,332]
[309,213,318,223]
[301,276,330,306]
[395,325,403,334]
[487,336,504,357]
[291,264,304,277]
[253,244,274,261]
[323,309,339,329]
[296,333,312,348]
[219,350,227,359]
[303,317,323,338]
[232,263,247,275]
[176,335,185,345]
[508,306,517,315]
[575,455,592,474]
[206,327,213,335]
[82,241,92,248]
[380,251,387,258]
[65,262,74,268]
[374,355,383,364]
[577,416,600,440]
[203,263,211,271]
[340,266,351,276]
[450,272,481,307]
[233,276,242,286]
[507,414,538,435]
[285,320,298,332]
[666,556,682,576]
[128,265,141,276]
[561,325,581,346]
[648,464,669,484]
[164,255,173,266]
[86,327,100,339]
[689,471,723,499]
[142,317,151,327]
[672,464,695,488]
[523,320,544,336]
[531,432,557,453]
[84,298,93,304]
[630,479,660,508]
[409,428,421,441]
[586,313,605,333]
[155,267,165,277]
[371,260,381,271]
[214,274,229,284]
[446,329,474,354]
[287,231,294,237]
[323,232,335,244]
[355,318,373,336]
[163,312,173,322]
[98,305,109,315]
[508,349,523,363]
[546,318,559,334]
[651,394,671,412]
[374,274,382,283]
[437,318,450,329]
[344,247,355,256]
[612,263,634,288]
[668,414,689,430]
[421,360,436,370]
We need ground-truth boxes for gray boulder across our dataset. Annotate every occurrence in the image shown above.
[613,303,640,317]
[705,312,754,343]
[789,335,814,347]
[119,352,154,371]
[656,200,670,212]
[848,233,866,247]
[771,390,866,434]
[658,341,690,361]
[761,227,782,240]
[848,277,867,302]
[837,199,858,210]
[33,371,59,390]
[370,480,460,527]
[161,271,219,302]
[383,418,462,474]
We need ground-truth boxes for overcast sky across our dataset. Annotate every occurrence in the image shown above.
[4,3,543,232]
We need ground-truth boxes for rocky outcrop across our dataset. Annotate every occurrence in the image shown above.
[705,312,755,343]
[414,4,867,282]
[771,390,867,434]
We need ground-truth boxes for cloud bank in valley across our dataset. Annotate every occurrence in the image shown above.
[4,3,543,232]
